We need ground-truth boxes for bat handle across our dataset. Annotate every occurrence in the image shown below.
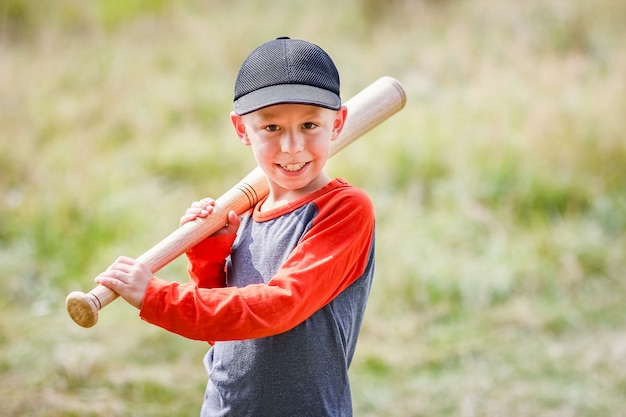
[65,285,119,327]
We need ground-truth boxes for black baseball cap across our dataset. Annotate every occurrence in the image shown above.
[233,37,341,115]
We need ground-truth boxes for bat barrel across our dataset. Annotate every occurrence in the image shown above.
[330,76,406,156]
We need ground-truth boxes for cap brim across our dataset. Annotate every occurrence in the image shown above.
[234,84,341,115]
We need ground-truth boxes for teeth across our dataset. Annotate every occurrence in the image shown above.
[280,162,307,171]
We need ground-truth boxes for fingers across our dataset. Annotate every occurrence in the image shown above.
[179,200,240,235]
[105,255,134,271]
[95,256,150,309]
[98,256,136,284]
[180,198,216,226]
[192,198,215,211]
[223,210,241,234]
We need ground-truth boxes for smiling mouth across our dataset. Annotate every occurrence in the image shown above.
[279,162,308,172]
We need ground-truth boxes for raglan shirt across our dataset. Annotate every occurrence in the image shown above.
[139,178,375,417]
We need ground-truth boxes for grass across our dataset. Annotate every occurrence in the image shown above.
[1,0,626,415]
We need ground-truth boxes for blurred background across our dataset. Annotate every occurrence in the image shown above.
[1,0,625,415]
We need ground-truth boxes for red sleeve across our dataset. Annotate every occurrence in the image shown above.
[139,188,374,343]
[185,233,236,288]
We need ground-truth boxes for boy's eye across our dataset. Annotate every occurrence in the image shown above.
[264,124,280,132]
[302,122,317,129]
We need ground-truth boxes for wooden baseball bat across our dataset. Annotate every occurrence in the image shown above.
[66,76,406,328]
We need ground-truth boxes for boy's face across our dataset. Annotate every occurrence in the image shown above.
[231,104,347,203]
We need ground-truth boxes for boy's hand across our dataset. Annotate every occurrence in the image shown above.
[95,256,151,309]
[179,197,240,235]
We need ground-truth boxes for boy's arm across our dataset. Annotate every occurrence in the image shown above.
[140,188,374,342]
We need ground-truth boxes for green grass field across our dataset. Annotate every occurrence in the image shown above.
[1,0,625,415]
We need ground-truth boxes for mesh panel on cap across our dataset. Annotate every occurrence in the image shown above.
[235,41,290,99]
[287,42,339,93]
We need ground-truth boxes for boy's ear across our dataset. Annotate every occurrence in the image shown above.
[230,111,250,145]
[330,106,348,141]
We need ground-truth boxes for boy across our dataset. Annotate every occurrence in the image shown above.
[95,37,375,417]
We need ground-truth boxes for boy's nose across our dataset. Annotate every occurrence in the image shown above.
[280,132,304,154]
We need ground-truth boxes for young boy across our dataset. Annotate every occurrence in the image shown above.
[95,37,375,417]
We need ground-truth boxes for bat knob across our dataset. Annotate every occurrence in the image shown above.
[66,291,99,328]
